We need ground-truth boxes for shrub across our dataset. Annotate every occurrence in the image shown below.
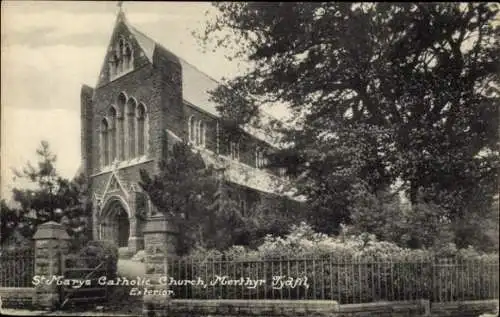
[170,222,498,302]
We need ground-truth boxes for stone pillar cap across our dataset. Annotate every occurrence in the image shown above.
[33,221,71,240]
[144,213,178,234]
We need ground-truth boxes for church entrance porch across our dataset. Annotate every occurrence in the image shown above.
[99,199,130,248]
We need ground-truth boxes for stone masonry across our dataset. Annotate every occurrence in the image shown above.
[32,221,70,310]
[142,213,178,317]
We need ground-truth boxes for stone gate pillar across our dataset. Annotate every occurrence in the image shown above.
[142,213,178,317]
[32,221,70,310]
[128,190,147,253]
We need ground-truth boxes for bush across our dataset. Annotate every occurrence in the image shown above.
[170,223,499,302]
[184,222,499,262]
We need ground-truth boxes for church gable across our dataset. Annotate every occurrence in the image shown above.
[102,171,129,201]
[96,13,154,88]
[108,175,120,192]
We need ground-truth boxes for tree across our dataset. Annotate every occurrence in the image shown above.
[226,191,303,248]
[139,142,299,253]
[140,142,221,253]
[198,3,500,246]
[347,185,407,244]
[5,141,90,250]
[0,199,25,245]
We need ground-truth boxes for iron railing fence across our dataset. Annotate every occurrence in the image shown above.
[165,256,499,304]
[1,247,497,305]
[0,247,35,288]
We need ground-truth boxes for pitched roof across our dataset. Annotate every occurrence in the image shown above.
[122,16,282,147]
[165,129,304,201]
[126,23,156,62]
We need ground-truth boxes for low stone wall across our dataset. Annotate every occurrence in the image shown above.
[164,299,338,317]
[0,287,36,309]
[431,300,498,317]
[156,299,499,317]
[162,299,427,317]
[339,300,428,317]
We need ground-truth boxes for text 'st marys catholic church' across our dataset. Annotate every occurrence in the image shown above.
[80,8,298,252]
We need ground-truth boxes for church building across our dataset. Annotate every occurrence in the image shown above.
[80,9,298,253]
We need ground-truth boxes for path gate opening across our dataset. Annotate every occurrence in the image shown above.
[59,255,109,309]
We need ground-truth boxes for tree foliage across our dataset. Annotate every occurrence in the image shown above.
[0,199,26,245]
[139,142,217,253]
[1,141,90,249]
[198,3,500,247]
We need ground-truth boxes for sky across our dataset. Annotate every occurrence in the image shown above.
[1,1,248,201]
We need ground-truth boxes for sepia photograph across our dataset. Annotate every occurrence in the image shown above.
[0,2,499,316]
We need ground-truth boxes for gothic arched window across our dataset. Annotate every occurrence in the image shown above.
[137,103,147,156]
[255,147,265,168]
[188,116,195,143]
[109,37,133,79]
[108,107,117,163]
[109,54,118,78]
[188,116,206,148]
[196,120,206,147]
[230,141,240,161]
[126,98,137,159]
[123,43,133,70]
[196,120,201,145]
[101,118,110,166]
[200,121,206,147]
[117,38,125,73]
[117,93,127,161]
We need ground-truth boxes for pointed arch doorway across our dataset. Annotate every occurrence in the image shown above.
[99,199,130,247]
